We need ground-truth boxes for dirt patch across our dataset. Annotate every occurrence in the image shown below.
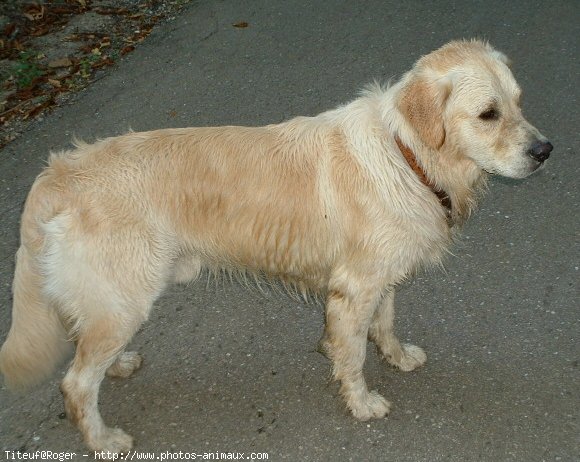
[0,0,194,148]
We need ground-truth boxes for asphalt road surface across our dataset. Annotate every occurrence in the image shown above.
[0,1,578,461]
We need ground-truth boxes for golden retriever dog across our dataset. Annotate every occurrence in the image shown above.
[0,40,552,453]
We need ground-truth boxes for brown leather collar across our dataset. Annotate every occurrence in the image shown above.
[395,137,452,221]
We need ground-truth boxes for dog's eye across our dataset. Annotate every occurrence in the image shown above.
[479,108,499,121]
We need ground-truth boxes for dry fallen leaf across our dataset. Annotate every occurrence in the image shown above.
[232,21,249,28]
[48,57,73,68]
[23,6,45,22]
[120,45,135,55]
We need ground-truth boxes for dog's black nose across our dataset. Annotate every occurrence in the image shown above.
[527,140,553,162]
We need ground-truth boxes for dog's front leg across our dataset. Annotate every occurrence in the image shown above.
[368,288,427,371]
[321,276,390,420]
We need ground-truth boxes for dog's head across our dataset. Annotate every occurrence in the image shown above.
[398,40,552,179]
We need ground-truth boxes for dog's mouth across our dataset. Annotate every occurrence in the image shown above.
[527,151,550,175]
[521,157,547,177]
[531,159,546,170]
[481,156,547,178]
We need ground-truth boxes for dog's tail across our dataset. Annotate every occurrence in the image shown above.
[0,171,72,391]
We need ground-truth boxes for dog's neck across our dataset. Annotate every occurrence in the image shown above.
[395,137,452,225]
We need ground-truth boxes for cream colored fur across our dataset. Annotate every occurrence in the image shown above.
[0,40,551,454]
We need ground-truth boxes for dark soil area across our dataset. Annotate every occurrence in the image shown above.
[0,0,193,148]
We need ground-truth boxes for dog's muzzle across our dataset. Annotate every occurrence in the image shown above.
[527,140,553,163]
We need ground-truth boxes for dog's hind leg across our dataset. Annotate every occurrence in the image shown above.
[61,310,145,453]
[320,270,391,421]
[368,289,427,372]
[41,216,170,453]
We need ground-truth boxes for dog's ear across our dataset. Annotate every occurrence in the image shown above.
[398,73,453,150]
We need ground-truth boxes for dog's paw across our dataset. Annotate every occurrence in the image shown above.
[88,427,134,455]
[348,390,391,421]
[386,343,427,372]
[106,351,143,379]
